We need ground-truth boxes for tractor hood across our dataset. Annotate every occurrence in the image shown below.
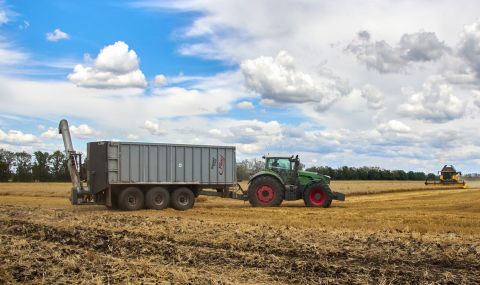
[299,170,331,184]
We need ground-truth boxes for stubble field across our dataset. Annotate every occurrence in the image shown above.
[0,181,479,284]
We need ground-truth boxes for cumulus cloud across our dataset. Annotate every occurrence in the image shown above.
[142,120,166,136]
[68,41,147,89]
[398,76,466,122]
[70,124,100,139]
[41,127,61,139]
[236,101,254,109]
[154,74,167,86]
[241,51,350,111]
[377,120,411,133]
[473,90,480,108]
[346,31,448,73]
[46,28,70,42]
[360,84,384,110]
[0,129,38,144]
[456,19,480,82]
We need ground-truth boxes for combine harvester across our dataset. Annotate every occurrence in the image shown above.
[425,165,467,189]
[59,119,345,211]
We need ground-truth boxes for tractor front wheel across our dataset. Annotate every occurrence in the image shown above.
[303,182,333,208]
[248,176,284,207]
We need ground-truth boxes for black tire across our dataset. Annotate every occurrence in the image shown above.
[303,182,333,208]
[248,175,284,207]
[118,187,144,211]
[171,187,195,211]
[145,187,170,210]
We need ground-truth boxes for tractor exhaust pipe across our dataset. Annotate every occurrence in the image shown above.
[59,119,83,204]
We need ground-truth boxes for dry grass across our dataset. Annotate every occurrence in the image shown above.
[0,182,479,284]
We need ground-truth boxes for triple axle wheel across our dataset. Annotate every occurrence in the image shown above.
[116,187,195,211]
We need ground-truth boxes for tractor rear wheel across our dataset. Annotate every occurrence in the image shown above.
[171,187,195,211]
[303,182,333,208]
[145,187,170,210]
[118,187,145,211]
[248,176,284,207]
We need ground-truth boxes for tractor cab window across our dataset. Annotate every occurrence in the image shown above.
[267,158,292,171]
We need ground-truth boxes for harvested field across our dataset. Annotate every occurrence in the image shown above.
[1,182,480,284]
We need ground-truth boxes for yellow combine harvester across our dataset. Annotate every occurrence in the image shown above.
[425,165,467,188]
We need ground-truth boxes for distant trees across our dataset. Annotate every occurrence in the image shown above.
[236,158,265,180]
[0,149,70,182]
[306,165,428,181]
[235,158,431,181]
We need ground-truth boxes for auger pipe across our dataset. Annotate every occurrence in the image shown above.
[58,119,83,203]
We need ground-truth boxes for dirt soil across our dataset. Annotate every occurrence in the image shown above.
[0,183,479,284]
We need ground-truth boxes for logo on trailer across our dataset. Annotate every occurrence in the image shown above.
[218,155,225,175]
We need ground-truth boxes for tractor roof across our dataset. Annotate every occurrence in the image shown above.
[440,165,458,173]
[263,155,294,159]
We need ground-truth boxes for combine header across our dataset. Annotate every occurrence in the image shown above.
[425,165,466,188]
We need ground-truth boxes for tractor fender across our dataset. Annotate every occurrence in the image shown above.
[248,171,285,186]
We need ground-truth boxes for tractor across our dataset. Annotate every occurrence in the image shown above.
[247,155,345,207]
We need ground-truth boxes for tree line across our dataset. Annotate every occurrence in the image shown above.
[0,151,441,182]
[236,159,433,181]
[0,149,70,182]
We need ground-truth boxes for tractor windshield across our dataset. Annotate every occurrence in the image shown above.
[266,158,292,171]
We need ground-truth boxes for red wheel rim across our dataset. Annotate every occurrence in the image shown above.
[256,185,274,203]
[309,188,326,206]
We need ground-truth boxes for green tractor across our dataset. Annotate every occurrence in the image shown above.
[247,155,345,207]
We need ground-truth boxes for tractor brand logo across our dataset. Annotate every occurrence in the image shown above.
[218,155,225,175]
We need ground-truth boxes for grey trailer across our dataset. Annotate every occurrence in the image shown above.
[59,119,244,211]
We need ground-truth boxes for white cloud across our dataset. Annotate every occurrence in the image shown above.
[142,120,166,136]
[0,41,28,65]
[0,10,7,25]
[236,101,254,109]
[398,76,466,122]
[68,41,147,89]
[360,84,384,110]
[0,129,38,144]
[241,51,350,111]
[70,124,99,139]
[346,31,448,73]
[377,120,411,133]
[127,133,139,140]
[46,28,70,42]
[473,90,480,108]
[154,74,167,86]
[457,19,480,83]
[41,127,61,139]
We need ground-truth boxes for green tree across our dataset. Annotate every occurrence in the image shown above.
[32,151,51,181]
[0,149,15,182]
[49,150,69,181]
[14,152,33,182]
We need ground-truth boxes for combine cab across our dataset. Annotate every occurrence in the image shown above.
[425,165,466,188]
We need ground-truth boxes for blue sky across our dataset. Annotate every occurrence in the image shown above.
[1,0,480,173]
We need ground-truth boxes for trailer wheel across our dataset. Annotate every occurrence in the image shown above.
[118,187,144,211]
[171,187,195,211]
[248,175,283,207]
[145,187,170,210]
[303,183,332,208]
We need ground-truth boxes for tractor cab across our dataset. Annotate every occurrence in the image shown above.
[264,155,299,184]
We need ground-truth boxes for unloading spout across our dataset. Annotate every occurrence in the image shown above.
[59,119,83,203]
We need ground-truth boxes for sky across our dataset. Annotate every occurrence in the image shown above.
[1,0,480,173]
